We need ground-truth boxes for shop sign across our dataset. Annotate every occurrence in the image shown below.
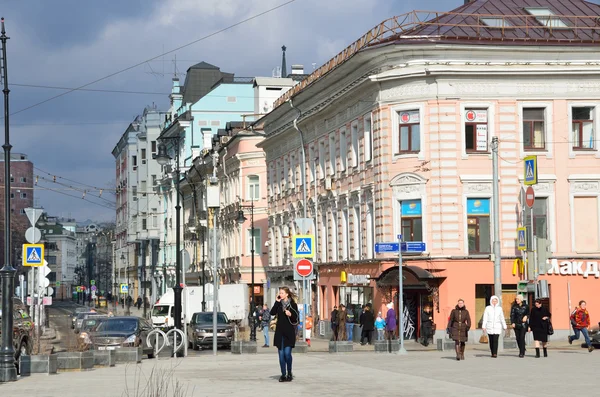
[399,110,420,124]
[347,274,370,285]
[545,259,600,279]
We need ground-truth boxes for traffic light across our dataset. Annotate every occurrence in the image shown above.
[39,260,51,296]
[517,280,529,296]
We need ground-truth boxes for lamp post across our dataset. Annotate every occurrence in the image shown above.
[113,282,119,315]
[154,140,183,332]
[0,18,17,383]
[236,199,256,342]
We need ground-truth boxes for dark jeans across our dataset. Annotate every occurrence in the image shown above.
[421,325,432,346]
[514,326,527,355]
[278,338,293,376]
[488,334,500,356]
[331,324,338,341]
[570,328,592,347]
[360,329,372,344]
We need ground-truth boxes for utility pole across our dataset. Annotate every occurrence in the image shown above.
[491,136,503,352]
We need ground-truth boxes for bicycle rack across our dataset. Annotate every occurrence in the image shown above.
[146,328,187,357]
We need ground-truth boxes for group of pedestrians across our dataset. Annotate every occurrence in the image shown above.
[329,303,398,344]
[447,296,594,361]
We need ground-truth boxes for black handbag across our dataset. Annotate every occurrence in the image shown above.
[547,319,554,335]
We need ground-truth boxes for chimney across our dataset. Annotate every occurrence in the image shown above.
[291,64,304,75]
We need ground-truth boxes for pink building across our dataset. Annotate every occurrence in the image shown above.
[259,0,600,341]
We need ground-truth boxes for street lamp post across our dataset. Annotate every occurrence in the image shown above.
[237,199,256,342]
[154,140,183,332]
[0,17,17,383]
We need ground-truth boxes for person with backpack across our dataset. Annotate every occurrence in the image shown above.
[569,300,594,352]
[346,304,356,342]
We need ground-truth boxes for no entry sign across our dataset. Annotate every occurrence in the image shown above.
[526,186,535,208]
[295,259,313,278]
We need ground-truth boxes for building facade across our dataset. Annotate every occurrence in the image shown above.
[259,0,600,339]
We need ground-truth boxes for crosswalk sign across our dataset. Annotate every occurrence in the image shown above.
[23,244,44,267]
[120,284,129,294]
[524,155,537,186]
[517,227,527,251]
[292,235,314,258]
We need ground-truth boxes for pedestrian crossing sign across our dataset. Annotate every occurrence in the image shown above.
[292,235,314,258]
[524,155,537,186]
[120,284,129,294]
[23,244,44,267]
[517,227,527,251]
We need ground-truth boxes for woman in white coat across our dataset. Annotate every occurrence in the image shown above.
[482,295,507,358]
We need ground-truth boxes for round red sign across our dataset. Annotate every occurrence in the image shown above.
[466,110,476,121]
[400,113,410,123]
[525,186,535,208]
[295,259,313,277]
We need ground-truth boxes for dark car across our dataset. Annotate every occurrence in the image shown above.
[77,316,107,351]
[90,316,155,358]
[0,297,33,366]
[187,312,234,350]
[71,307,90,329]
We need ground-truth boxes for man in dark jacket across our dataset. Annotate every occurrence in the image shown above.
[331,306,338,341]
[359,306,375,345]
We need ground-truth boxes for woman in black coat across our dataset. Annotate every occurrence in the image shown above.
[270,287,299,382]
[529,299,551,358]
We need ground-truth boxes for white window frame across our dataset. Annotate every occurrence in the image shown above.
[283,157,289,191]
[519,102,553,159]
[329,134,336,176]
[247,175,260,201]
[339,128,347,172]
[341,207,349,260]
[391,103,425,161]
[247,228,261,256]
[351,121,359,168]
[460,102,495,159]
[363,113,373,163]
[353,204,362,260]
[277,225,284,265]
[567,102,600,158]
[318,140,326,180]
[568,175,600,253]
[462,192,493,256]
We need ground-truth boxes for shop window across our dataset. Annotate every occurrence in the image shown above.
[400,199,422,242]
[522,108,546,151]
[571,107,594,150]
[398,110,420,153]
[464,109,489,152]
[524,197,548,247]
[467,198,491,254]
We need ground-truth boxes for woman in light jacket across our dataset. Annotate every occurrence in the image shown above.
[482,295,507,358]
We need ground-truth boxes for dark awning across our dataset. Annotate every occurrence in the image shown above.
[375,265,445,288]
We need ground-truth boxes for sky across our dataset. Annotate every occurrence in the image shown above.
[3,0,585,222]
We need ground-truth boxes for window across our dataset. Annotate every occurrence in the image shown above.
[525,8,568,28]
[342,208,349,260]
[19,177,26,183]
[248,229,261,255]
[398,110,420,153]
[132,155,137,169]
[465,109,489,152]
[400,200,423,242]
[353,205,362,260]
[151,141,157,154]
[47,256,57,265]
[366,202,374,259]
[339,130,347,172]
[132,186,137,197]
[248,175,259,200]
[524,198,548,247]
[141,149,146,161]
[364,114,373,162]
[151,175,157,186]
[573,197,599,252]
[20,209,25,215]
[329,135,336,175]
[351,124,359,168]
[572,107,594,150]
[283,158,289,190]
[152,215,158,228]
[330,210,338,261]
[10,177,14,183]
[142,219,147,230]
[318,140,326,180]
[339,286,373,311]
[522,108,546,150]
[141,181,147,197]
[467,198,491,254]
[480,17,513,28]
[20,192,27,199]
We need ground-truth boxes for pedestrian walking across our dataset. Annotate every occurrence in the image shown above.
[375,312,386,341]
[259,304,271,348]
[385,302,397,340]
[337,304,347,341]
[305,315,313,347]
[270,287,299,382]
[420,305,434,347]
[330,306,339,341]
[510,295,529,358]
[448,299,471,361]
[529,299,551,358]
[359,305,375,345]
[482,295,507,358]
[346,305,356,342]
[136,296,142,310]
[569,300,595,352]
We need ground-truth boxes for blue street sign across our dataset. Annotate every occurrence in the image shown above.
[401,242,427,253]
[517,227,527,251]
[524,155,537,186]
[374,242,400,254]
[292,235,314,258]
[23,243,44,267]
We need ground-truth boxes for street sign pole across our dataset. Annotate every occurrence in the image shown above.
[398,234,406,355]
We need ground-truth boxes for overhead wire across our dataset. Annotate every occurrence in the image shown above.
[6,0,296,118]
[34,166,114,193]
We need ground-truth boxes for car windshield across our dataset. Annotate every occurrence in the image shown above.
[96,318,138,333]
[77,312,95,320]
[82,318,104,331]
[152,305,170,316]
[193,313,228,324]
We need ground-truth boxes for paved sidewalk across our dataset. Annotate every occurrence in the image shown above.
[2,346,597,396]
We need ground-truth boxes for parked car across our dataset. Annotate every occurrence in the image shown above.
[187,311,234,350]
[90,316,155,358]
[71,307,90,329]
[74,311,103,332]
[0,297,33,367]
[77,316,107,351]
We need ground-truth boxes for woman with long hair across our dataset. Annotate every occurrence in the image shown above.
[448,299,471,361]
[270,287,299,382]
